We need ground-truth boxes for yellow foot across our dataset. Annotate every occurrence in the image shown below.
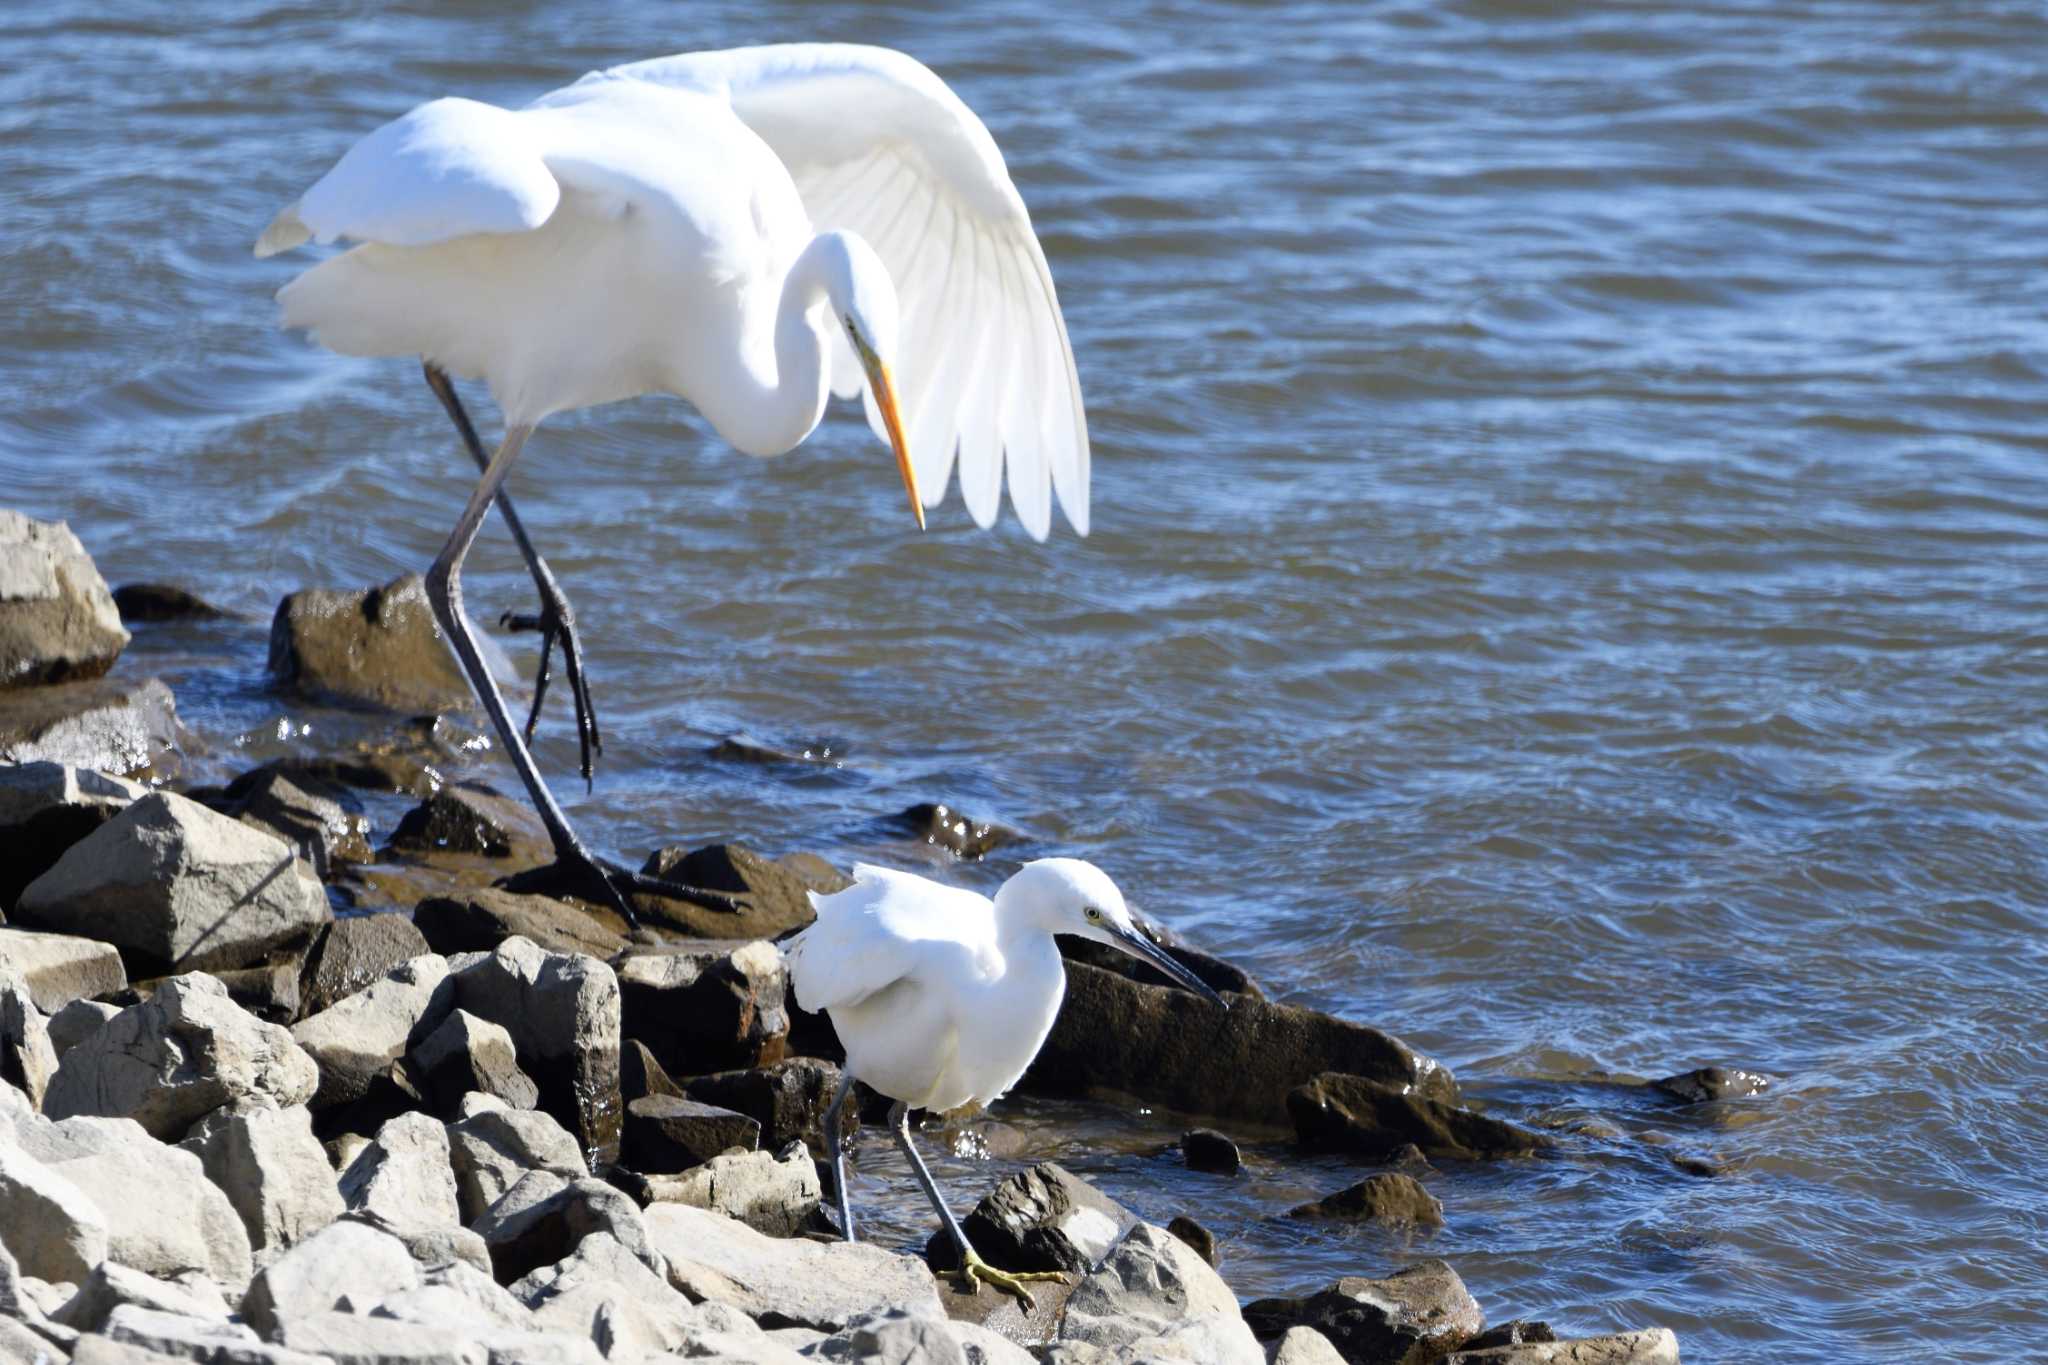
[957,1249,1068,1312]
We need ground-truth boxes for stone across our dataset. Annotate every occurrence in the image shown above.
[446,1106,585,1225]
[240,1219,422,1338]
[0,677,180,780]
[339,1111,461,1233]
[925,1162,1134,1276]
[895,803,1023,860]
[1455,1321,1559,1352]
[0,929,127,1015]
[643,1201,943,1331]
[618,1039,682,1103]
[628,844,850,939]
[618,939,789,1077]
[622,1095,759,1173]
[1058,1222,1260,1363]
[209,950,307,1025]
[0,510,128,688]
[362,1259,535,1332]
[223,770,373,881]
[295,916,431,1020]
[1,971,59,1107]
[50,1263,230,1333]
[0,1318,63,1365]
[1270,1325,1348,1365]
[178,1104,345,1253]
[471,1171,657,1286]
[267,574,471,713]
[101,1304,325,1364]
[1057,915,1259,1000]
[1289,1172,1445,1226]
[1166,1216,1215,1265]
[109,583,223,623]
[274,1311,481,1364]
[1022,963,1451,1124]
[811,1308,1037,1364]
[513,1231,745,1360]
[1650,1067,1770,1104]
[408,1009,538,1115]
[648,1145,819,1238]
[387,784,546,861]
[12,1114,252,1287]
[15,793,330,978]
[1287,1073,1551,1162]
[1445,1328,1680,1364]
[46,1001,120,1058]
[291,954,454,1110]
[451,938,619,1169]
[0,1135,110,1281]
[0,761,146,909]
[44,974,318,1139]
[1242,1260,1484,1362]
[411,889,625,961]
[681,1056,845,1151]
[1180,1127,1240,1175]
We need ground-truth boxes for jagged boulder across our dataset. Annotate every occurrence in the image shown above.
[0,676,180,779]
[294,914,430,1020]
[267,573,472,712]
[646,1145,820,1238]
[409,1008,539,1114]
[618,939,789,1077]
[1056,1222,1262,1363]
[1290,1172,1445,1226]
[451,938,619,1168]
[1243,1260,1485,1362]
[681,1056,847,1151]
[925,1162,1135,1276]
[0,761,145,911]
[338,1111,462,1233]
[240,1218,422,1337]
[0,510,128,688]
[472,1170,660,1287]
[0,970,59,1108]
[446,1103,585,1224]
[0,927,126,1014]
[629,844,850,939]
[291,954,453,1110]
[413,887,626,960]
[180,1103,345,1253]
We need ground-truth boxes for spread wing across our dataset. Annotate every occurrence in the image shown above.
[785,863,997,1014]
[596,44,1090,540]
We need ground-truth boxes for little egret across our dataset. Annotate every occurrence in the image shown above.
[256,45,1090,919]
[787,858,1227,1306]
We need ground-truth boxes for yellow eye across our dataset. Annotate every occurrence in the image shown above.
[1084,906,1102,922]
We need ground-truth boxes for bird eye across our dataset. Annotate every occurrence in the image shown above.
[1084,906,1102,922]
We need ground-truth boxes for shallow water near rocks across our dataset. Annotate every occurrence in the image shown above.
[6,3,2048,1360]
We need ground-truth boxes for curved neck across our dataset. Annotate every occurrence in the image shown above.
[692,235,839,458]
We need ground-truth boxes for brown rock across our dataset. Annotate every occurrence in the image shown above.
[618,939,788,1077]
[682,1056,849,1150]
[1166,1214,1216,1264]
[110,582,224,622]
[1446,1328,1680,1364]
[267,573,472,712]
[1290,1172,1445,1226]
[1288,1072,1551,1162]
[1650,1066,1771,1104]
[0,510,128,688]
[896,802,1021,859]
[621,1094,760,1173]
[388,783,546,860]
[297,914,432,1019]
[925,1161,1135,1275]
[619,1038,683,1103]
[413,887,626,960]
[1243,1260,1484,1360]
[631,843,850,939]
[1180,1127,1241,1174]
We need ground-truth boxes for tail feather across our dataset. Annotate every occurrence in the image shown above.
[254,201,310,258]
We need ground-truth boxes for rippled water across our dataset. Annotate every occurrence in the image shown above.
[6,3,2048,1359]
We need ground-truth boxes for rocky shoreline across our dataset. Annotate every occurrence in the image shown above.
[0,508,1688,1364]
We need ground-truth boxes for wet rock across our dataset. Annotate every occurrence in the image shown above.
[1290,1172,1445,1226]
[408,1008,539,1115]
[1242,1259,1484,1362]
[618,939,789,1078]
[0,510,128,688]
[1166,1214,1216,1265]
[1058,918,1260,1000]
[1,970,59,1107]
[511,1230,717,1358]
[621,1094,759,1173]
[388,783,545,860]
[0,762,146,911]
[630,843,850,939]
[267,573,471,713]
[648,1144,820,1238]
[220,769,373,880]
[295,915,430,1020]
[812,1308,1036,1365]
[925,1161,1135,1276]
[681,1056,847,1151]
[240,1218,422,1337]
[619,1038,683,1103]
[895,802,1022,860]
[1288,1072,1551,1162]
[291,953,454,1110]
[44,974,318,1140]
[643,1200,943,1331]
[47,1000,120,1058]
[49,1263,230,1333]
[1446,1328,1679,1364]
[1181,1127,1241,1174]
[0,930,127,1016]
[1454,1320,1559,1353]
[109,583,223,623]
[446,1104,585,1225]
[178,1103,345,1253]
[15,792,329,978]
[472,1170,659,1286]
[1057,1222,1261,1363]
[710,734,845,767]
[1023,962,1451,1125]
[1270,1325,1349,1365]
[412,888,626,961]
[338,1111,461,1233]
[0,1128,110,1281]
[1650,1067,1771,1104]
[451,936,620,1169]
[0,676,180,778]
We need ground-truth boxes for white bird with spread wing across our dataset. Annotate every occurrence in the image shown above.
[257,45,1089,919]
[787,858,1227,1305]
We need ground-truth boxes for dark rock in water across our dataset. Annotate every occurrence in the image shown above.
[925,1161,1135,1275]
[1455,1319,1559,1352]
[1180,1127,1241,1174]
[0,760,146,910]
[632,843,851,939]
[622,1094,761,1172]
[388,782,547,860]
[0,924,126,1013]
[1288,1072,1551,1162]
[213,767,373,880]
[0,675,180,778]
[1650,1066,1771,1104]
[409,1007,540,1114]
[268,573,472,713]
[0,510,129,688]
[682,1056,850,1151]
[111,582,224,623]
[1243,1259,1484,1360]
[1290,1172,1445,1227]
[1166,1214,1216,1265]
[620,1038,684,1103]
[711,733,847,766]
[896,802,1021,859]
[1021,961,1451,1125]
[231,751,433,800]
[618,939,789,1078]
[414,887,627,960]
[297,914,432,1020]
[15,790,330,977]
[1446,1327,1679,1364]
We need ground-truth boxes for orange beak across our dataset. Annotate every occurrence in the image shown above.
[872,362,924,531]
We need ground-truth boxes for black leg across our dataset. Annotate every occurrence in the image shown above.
[889,1102,1066,1309]
[824,1072,856,1242]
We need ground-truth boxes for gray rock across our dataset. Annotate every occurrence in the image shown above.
[1,970,60,1107]
[642,1201,942,1332]
[267,574,472,714]
[411,889,627,963]
[240,1219,421,1339]
[511,1230,707,1358]
[1242,1259,1484,1362]
[45,1001,121,1060]
[0,761,146,911]
[1287,1072,1550,1162]
[1445,1329,1680,1364]
[364,1260,534,1333]
[274,1311,483,1364]
[0,1316,65,1365]
[618,1039,682,1105]
[621,1095,759,1173]
[339,1111,461,1233]
[0,929,128,1016]
[451,939,618,1169]
[360,1221,494,1279]
[0,510,128,688]
[15,794,329,978]
[1650,1067,1770,1105]
[645,1145,818,1238]
[223,770,373,883]
[1269,1325,1347,1365]
[101,1303,327,1364]
[809,1307,1037,1364]
[1288,1172,1445,1227]
[50,1263,230,1333]
[0,1136,109,1281]
[617,939,789,1077]
[446,1106,584,1225]
[179,1104,344,1253]
[294,917,431,1021]
[926,1162,1134,1276]
[291,955,454,1110]
[44,974,318,1139]
[0,677,180,779]
[681,1056,846,1152]
[1058,1222,1259,1362]
[408,1010,538,1115]
[470,1171,657,1286]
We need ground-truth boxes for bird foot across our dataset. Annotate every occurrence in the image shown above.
[502,846,748,929]
[500,601,602,791]
[956,1250,1066,1312]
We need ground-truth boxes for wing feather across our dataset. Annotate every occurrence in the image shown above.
[785,864,995,1014]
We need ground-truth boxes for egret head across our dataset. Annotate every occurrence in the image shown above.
[819,230,922,530]
[1001,858,1228,1008]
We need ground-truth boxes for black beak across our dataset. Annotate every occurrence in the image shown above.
[1110,923,1229,1009]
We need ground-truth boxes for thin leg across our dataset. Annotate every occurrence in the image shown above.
[824,1072,856,1242]
[424,362,602,788]
[889,1102,1066,1310]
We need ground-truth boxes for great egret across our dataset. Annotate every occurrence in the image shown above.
[257,45,1090,917]
[786,859,1227,1305]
